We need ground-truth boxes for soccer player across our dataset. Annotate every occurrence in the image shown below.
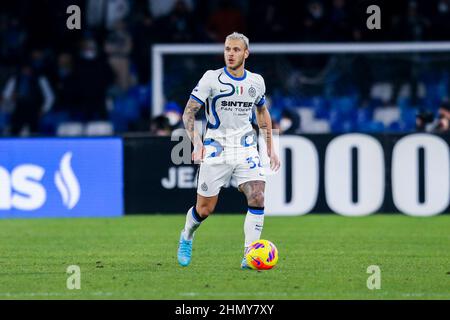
[177,32,281,269]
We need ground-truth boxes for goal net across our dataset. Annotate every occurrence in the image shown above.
[152,42,450,133]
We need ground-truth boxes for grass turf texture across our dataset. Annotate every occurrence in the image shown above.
[0,214,449,300]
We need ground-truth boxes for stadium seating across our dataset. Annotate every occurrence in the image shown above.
[85,121,114,136]
[0,111,9,133]
[373,107,401,128]
[56,121,114,136]
[90,72,447,135]
[56,122,84,136]
[370,82,393,103]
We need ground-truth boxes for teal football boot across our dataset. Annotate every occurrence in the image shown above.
[177,231,193,267]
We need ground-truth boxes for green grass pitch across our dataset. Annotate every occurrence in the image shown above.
[0,214,449,299]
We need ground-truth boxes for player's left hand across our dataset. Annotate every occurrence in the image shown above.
[269,152,281,172]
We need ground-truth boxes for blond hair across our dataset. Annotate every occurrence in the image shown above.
[225,32,249,50]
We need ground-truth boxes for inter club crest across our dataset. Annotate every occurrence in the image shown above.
[248,86,256,98]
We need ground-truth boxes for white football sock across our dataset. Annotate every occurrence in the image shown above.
[183,206,204,240]
[244,207,264,249]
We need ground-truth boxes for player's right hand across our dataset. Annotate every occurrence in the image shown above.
[192,144,205,164]
[269,151,281,172]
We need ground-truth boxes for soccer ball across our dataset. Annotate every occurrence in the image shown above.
[245,239,278,270]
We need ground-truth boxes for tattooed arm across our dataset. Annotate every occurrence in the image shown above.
[256,105,281,172]
[183,97,204,163]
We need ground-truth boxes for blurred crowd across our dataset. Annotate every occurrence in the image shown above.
[0,0,450,136]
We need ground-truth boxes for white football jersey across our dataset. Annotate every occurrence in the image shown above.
[190,67,266,152]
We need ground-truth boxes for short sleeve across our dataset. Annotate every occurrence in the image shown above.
[190,71,212,106]
[254,75,266,107]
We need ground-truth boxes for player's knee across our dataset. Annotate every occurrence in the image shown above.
[196,205,214,218]
[249,191,265,208]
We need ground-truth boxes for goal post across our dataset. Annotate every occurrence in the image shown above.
[151,42,450,117]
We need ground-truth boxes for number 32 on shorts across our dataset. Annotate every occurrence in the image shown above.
[246,156,263,169]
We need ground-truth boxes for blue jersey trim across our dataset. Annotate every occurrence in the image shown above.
[255,96,266,107]
[190,94,205,106]
[223,67,247,81]
[207,73,235,130]
[204,138,224,158]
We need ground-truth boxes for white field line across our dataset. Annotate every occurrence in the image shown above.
[0,292,113,298]
[1,291,449,298]
[179,291,450,298]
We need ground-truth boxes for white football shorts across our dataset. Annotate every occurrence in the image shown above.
[197,146,266,197]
